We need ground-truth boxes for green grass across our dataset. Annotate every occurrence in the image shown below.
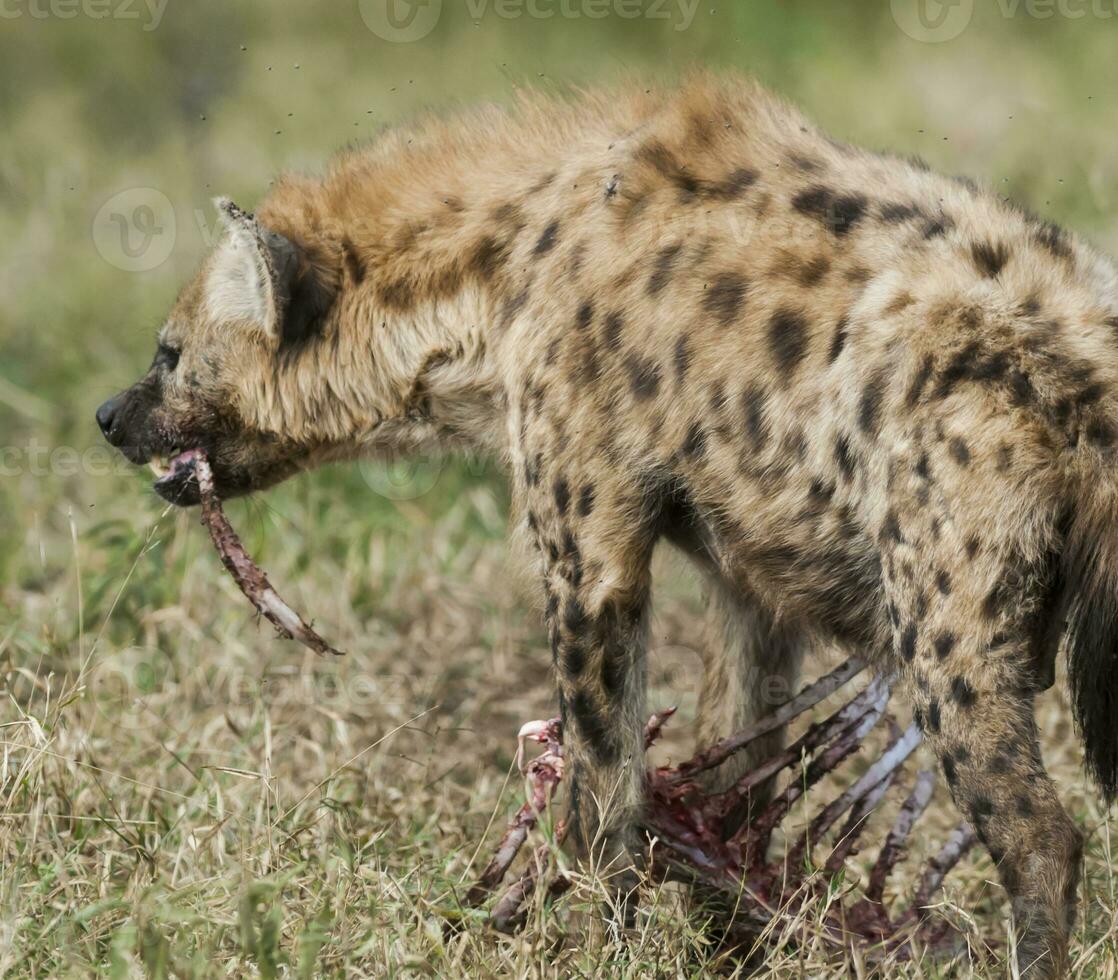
[3,2,1118,975]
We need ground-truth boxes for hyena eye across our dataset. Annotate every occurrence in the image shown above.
[154,342,180,372]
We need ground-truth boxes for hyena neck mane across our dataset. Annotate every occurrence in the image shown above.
[240,90,639,466]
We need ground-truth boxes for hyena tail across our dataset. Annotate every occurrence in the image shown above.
[1062,487,1118,803]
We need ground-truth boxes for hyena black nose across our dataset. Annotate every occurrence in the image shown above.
[96,395,123,443]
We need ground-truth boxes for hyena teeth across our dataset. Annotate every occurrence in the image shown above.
[149,456,169,478]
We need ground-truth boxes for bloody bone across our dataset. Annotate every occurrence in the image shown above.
[188,450,343,657]
[470,659,980,963]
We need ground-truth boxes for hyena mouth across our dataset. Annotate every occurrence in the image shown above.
[151,448,203,505]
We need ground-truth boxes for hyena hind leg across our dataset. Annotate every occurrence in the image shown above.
[694,579,804,834]
[896,570,1083,978]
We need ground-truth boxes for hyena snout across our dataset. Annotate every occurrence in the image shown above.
[95,393,124,444]
[95,383,164,465]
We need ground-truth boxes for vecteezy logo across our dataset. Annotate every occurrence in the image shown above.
[92,187,176,272]
[358,0,442,42]
[358,450,444,500]
[890,0,974,42]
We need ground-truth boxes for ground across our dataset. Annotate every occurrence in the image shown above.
[2,460,1116,975]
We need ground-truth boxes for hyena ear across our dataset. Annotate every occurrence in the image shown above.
[205,197,335,347]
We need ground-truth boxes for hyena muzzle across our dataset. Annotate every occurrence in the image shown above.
[97,75,1118,976]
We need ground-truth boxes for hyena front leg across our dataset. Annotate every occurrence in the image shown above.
[694,579,803,830]
[523,467,656,887]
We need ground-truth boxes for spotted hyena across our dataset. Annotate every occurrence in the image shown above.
[97,75,1118,976]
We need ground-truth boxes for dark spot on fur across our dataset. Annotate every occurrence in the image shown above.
[834,433,856,481]
[922,217,951,239]
[789,152,822,173]
[883,291,916,317]
[275,255,339,356]
[951,676,978,708]
[971,796,994,820]
[707,167,759,200]
[1034,221,1073,261]
[674,335,692,382]
[1008,370,1035,405]
[828,315,849,362]
[341,239,366,284]
[554,476,571,516]
[601,647,626,701]
[1087,418,1116,449]
[577,484,595,518]
[942,752,957,785]
[570,690,616,763]
[529,171,557,194]
[936,570,952,595]
[965,536,981,560]
[563,597,587,635]
[648,242,684,296]
[809,477,835,503]
[626,354,661,400]
[768,309,809,379]
[971,240,1010,278]
[709,380,728,414]
[934,632,956,659]
[637,139,701,200]
[906,355,935,407]
[934,342,981,400]
[742,386,769,450]
[534,220,560,256]
[982,581,1009,620]
[900,623,917,661]
[603,311,624,351]
[949,437,971,466]
[681,422,707,460]
[989,753,1012,775]
[858,375,886,436]
[796,254,831,288]
[928,698,942,734]
[880,202,925,223]
[792,185,868,236]
[470,235,508,282]
[703,272,749,326]
[563,642,585,677]
[576,300,594,330]
[879,509,903,546]
[498,286,531,331]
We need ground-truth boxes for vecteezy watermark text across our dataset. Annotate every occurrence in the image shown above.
[0,438,137,478]
[0,0,168,31]
[358,0,698,42]
[893,0,1118,43]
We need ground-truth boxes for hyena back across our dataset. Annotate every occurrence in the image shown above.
[97,76,1118,976]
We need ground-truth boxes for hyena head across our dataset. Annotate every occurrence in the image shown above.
[96,196,466,506]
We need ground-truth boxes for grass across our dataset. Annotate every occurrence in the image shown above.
[4,1,1118,975]
[3,474,1118,976]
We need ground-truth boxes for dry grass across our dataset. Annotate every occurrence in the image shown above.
[2,460,1117,978]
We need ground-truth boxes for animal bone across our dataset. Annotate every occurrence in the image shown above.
[189,449,343,657]
[469,659,981,962]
